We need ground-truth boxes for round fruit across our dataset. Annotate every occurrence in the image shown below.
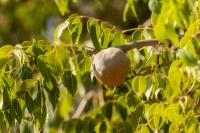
[93,47,131,87]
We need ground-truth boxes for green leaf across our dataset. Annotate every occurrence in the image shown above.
[141,125,150,133]
[148,0,161,14]
[153,1,179,45]
[25,92,34,114]
[81,71,94,92]
[180,21,199,48]
[55,0,69,16]
[12,99,22,123]
[20,79,36,93]
[198,0,200,10]
[178,45,197,66]
[81,117,95,133]
[20,120,34,133]
[127,92,140,108]
[102,101,113,120]
[62,70,77,96]
[139,76,147,95]
[54,19,69,42]
[168,60,183,98]
[21,64,33,80]
[68,15,82,44]
[128,105,144,132]
[37,46,70,78]
[0,45,13,68]
[115,103,127,121]
[113,122,132,133]
[44,75,59,110]
[123,0,138,21]
[62,119,82,133]
[87,19,101,51]
[32,40,49,56]
[101,28,112,48]
[33,82,47,129]
[3,89,11,111]
[111,31,125,46]
[132,30,143,40]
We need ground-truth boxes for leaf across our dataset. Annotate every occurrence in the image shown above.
[128,105,144,132]
[148,0,161,14]
[168,60,183,98]
[113,122,132,133]
[62,70,77,96]
[102,101,113,120]
[141,125,151,133]
[0,45,13,68]
[25,92,34,114]
[87,19,101,51]
[32,40,49,56]
[111,31,125,46]
[21,64,33,80]
[62,119,82,133]
[81,71,94,92]
[44,75,59,110]
[199,0,200,10]
[68,15,82,44]
[54,0,69,16]
[54,19,69,42]
[20,79,36,93]
[37,46,70,78]
[139,76,147,95]
[180,21,199,48]
[153,1,179,45]
[178,45,197,66]
[123,0,138,21]
[12,99,22,123]
[101,28,112,48]
[115,103,127,121]
[20,120,34,133]
[33,82,47,129]
[99,121,107,133]
[3,89,11,111]
[81,117,95,133]
[127,92,140,108]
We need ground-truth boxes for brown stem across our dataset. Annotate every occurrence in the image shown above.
[86,39,161,55]
[118,39,161,52]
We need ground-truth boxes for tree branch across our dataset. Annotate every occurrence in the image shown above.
[118,39,161,52]
[86,39,161,55]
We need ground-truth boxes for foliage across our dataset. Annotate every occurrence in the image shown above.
[0,0,200,133]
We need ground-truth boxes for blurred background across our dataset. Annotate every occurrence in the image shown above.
[0,0,150,45]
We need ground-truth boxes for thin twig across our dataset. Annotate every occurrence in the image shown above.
[86,39,161,55]
[118,39,161,52]
[122,27,153,34]
[72,90,95,118]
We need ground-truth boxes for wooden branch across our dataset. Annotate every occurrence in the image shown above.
[72,91,95,118]
[118,39,160,52]
[86,39,161,55]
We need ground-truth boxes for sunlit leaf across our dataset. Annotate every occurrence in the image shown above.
[54,0,69,16]
[87,19,101,51]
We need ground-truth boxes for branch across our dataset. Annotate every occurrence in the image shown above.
[72,90,95,118]
[86,39,161,55]
[118,39,160,52]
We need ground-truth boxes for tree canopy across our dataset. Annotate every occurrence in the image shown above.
[0,0,200,133]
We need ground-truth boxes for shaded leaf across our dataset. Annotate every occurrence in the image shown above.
[62,70,77,96]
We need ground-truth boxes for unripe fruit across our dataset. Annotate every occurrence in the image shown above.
[93,47,131,87]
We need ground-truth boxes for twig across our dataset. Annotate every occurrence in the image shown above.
[72,90,95,118]
[86,39,161,55]
[122,27,153,34]
[118,39,160,52]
